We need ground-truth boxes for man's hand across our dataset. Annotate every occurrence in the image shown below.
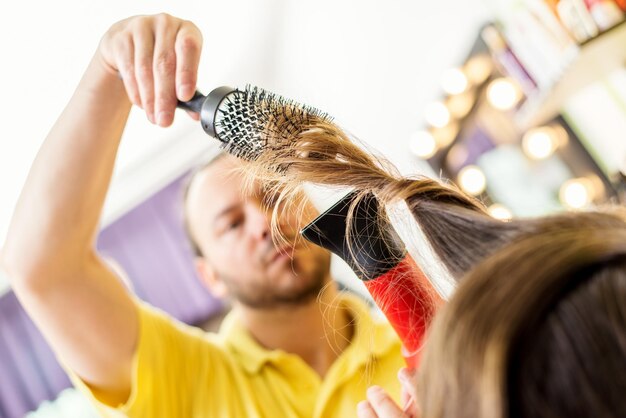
[97,13,203,127]
[357,368,421,418]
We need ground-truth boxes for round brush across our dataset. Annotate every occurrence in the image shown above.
[177,85,331,161]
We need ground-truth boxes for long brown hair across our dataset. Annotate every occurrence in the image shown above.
[241,116,626,417]
[245,117,525,280]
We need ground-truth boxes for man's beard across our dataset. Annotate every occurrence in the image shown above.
[217,247,330,310]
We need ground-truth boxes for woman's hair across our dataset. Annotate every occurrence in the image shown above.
[418,209,626,418]
[246,117,527,280]
[242,116,626,417]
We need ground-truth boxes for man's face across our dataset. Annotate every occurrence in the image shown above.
[185,156,331,309]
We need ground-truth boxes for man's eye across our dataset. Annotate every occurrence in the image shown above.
[227,219,242,230]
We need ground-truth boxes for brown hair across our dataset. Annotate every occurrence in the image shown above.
[418,210,626,418]
[241,116,626,417]
[245,117,526,280]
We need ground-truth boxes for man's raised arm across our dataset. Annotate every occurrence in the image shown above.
[0,14,202,404]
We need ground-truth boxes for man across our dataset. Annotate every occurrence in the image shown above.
[1,13,403,417]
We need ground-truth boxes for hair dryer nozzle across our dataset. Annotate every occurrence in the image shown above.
[300,191,406,281]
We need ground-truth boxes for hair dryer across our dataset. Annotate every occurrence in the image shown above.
[301,191,443,368]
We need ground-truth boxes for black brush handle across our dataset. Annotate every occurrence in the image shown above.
[177,90,206,113]
[176,86,236,138]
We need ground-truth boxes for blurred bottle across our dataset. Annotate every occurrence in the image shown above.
[556,0,599,42]
[481,25,538,95]
[584,0,624,30]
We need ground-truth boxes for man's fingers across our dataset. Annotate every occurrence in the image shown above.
[175,20,202,102]
[398,368,421,418]
[152,14,179,127]
[133,19,156,124]
[100,14,202,125]
[115,35,141,107]
[367,386,407,418]
[357,401,379,418]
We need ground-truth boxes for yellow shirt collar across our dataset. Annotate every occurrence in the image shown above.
[217,293,400,375]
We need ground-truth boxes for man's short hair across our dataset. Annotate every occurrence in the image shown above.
[182,152,228,258]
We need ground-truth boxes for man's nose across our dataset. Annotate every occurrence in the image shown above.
[248,206,271,241]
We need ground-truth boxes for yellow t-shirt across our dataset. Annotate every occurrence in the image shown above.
[68,293,404,418]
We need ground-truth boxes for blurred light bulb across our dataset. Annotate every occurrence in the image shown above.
[447,91,475,119]
[487,78,521,111]
[441,68,468,95]
[424,102,451,128]
[551,125,570,147]
[458,165,487,196]
[409,130,438,158]
[488,203,513,220]
[559,178,594,209]
[522,128,557,160]
[431,122,459,149]
[464,54,492,84]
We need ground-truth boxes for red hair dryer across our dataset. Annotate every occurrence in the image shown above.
[301,192,443,368]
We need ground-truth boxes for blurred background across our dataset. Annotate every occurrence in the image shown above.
[0,0,625,416]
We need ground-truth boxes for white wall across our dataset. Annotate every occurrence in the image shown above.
[0,0,491,292]
[271,1,489,173]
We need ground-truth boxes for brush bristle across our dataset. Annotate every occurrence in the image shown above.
[214,85,333,161]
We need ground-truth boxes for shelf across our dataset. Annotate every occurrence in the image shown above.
[515,20,626,129]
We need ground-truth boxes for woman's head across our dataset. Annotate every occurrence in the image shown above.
[418,209,626,418]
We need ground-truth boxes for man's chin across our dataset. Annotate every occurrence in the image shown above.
[239,268,327,310]
[236,282,324,310]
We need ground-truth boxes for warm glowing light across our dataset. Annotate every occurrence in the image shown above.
[551,125,570,147]
[487,78,521,111]
[559,178,594,209]
[464,54,492,84]
[424,102,451,128]
[458,165,487,196]
[488,203,513,220]
[409,131,438,158]
[522,128,557,160]
[431,122,459,148]
[441,68,468,95]
[447,91,474,119]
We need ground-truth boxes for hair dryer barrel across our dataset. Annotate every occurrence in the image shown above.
[363,254,441,368]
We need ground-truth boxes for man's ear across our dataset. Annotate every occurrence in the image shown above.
[195,257,228,298]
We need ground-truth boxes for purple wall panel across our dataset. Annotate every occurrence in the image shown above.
[18,301,72,392]
[445,124,497,174]
[0,292,70,418]
[0,173,223,417]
